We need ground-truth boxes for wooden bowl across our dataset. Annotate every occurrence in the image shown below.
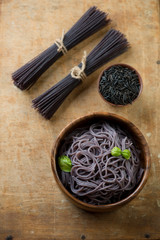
[51,112,150,212]
[98,64,143,107]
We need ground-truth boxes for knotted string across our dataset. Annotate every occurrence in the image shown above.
[70,51,87,81]
[55,30,68,55]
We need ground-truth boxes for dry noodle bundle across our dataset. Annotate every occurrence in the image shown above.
[32,29,129,119]
[12,6,110,90]
[59,122,144,205]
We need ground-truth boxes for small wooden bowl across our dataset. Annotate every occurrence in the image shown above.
[51,112,150,212]
[98,64,143,107]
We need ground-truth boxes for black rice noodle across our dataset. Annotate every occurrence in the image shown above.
[59,122,143,205]
[32,29,129,119]
[12,6,109,90]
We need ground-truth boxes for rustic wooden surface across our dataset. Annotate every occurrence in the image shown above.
[0,0,160,239]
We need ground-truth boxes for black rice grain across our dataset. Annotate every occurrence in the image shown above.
[99,65,140,105]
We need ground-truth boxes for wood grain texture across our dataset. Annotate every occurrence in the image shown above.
[0,0,160,239]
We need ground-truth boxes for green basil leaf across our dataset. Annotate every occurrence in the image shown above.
[111,147,122,157]
[122,149,131,160]
[58,155,72,172]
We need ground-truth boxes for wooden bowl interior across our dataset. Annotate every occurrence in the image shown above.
[51,113,150,212]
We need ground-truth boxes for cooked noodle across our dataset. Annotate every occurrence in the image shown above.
[59,122,143,205]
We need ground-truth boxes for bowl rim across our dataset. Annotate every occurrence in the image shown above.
[51,112,150,210]
[98,63,143,107]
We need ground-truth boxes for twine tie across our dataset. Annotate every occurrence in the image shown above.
[70,51,87,81]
